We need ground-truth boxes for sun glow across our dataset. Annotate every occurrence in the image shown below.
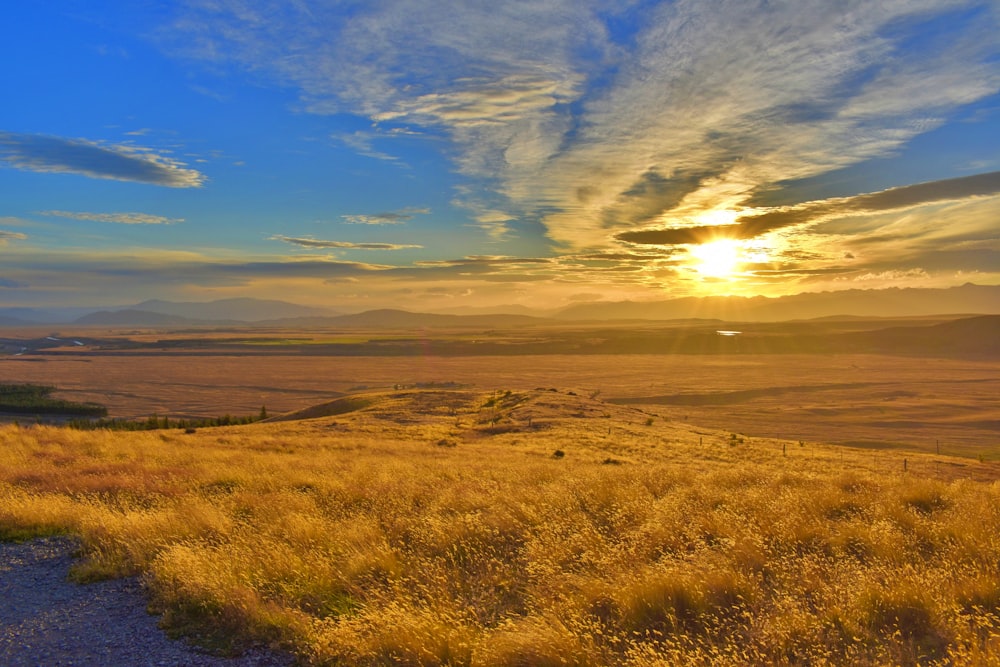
[690,238,742,278]
[692,208,742,227]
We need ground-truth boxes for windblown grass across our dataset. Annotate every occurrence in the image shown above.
[1,389,999,665]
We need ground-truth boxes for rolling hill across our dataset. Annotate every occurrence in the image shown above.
[72,310,207,326]
[132,298,336,322]
[3,387,1000,664]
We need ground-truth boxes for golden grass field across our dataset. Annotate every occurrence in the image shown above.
[2,385,1000,665]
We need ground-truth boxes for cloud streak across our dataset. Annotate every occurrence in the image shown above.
[470,210,516,240]
[333,131,403,163]
[736,170,1000,239]
[270,235,422,250]
[39,210,183,225]
[0,132,205,187]
[0,230,28,246]
[341,207,429,225]
[617,171,1000,245]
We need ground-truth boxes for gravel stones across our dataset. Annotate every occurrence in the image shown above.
[0,537,294,667]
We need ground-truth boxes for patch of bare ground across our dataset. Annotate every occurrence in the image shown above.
[0,538,293,666]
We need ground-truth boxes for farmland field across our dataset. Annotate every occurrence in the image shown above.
[2,337,998,458]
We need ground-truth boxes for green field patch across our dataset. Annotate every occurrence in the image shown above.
[0,383,107,417]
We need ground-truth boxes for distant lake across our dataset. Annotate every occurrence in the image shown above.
[716,330,742,336]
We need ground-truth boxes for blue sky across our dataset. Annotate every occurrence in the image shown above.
[1,0,998,311]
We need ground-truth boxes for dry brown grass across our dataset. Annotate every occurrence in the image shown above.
[3,352,998,457]
[2,388,1000,665]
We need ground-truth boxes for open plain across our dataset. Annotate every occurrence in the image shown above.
[2,319,998,458]
[1,320,1000,665]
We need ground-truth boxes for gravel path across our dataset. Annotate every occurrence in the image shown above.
[0,537,296,667]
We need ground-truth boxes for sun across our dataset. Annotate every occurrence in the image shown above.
[689,238,742,278]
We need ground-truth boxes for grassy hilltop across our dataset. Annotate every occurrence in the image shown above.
[2,388,999,665]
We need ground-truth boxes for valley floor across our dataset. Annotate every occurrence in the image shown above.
[3,352,998,458]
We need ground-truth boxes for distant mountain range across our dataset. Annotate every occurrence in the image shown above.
[552,283,1000,321]
[65,307,549,329]
[132,298,335,322]
[271,309,549,329]
[6,314,995,360]
[0,283,998,327]
[0,306,97,325]
[0,298,335,327]
[72,309,214,326]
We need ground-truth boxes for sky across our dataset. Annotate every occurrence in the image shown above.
[1,0,999,313]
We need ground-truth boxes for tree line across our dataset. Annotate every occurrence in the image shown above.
[67,406,269,431]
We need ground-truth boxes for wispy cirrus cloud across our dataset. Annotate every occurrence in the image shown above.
[471,210,515,240]
[0,216,31,227]
[0,254,396,308]
[0,230,28,246]
[414,255,553,269]
[538,1,1000,249]
[270,235,422,250]
[341,207,429,225]
[162,0,1000,256]
[38,210,183,225]
[0,132,205,187]
[332,131,402,163]
[162,0,607,220]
